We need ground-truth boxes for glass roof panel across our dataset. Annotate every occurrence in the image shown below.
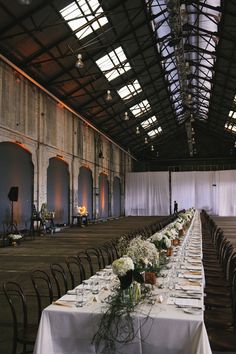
[96,46,131,81]
[129,99,151,117]
[147,127,163,138]
[140,116,157,129]
[60,0,108,40]
[150,0,221,123]
[117,80,142,100]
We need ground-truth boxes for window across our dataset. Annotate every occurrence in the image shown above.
[147,127,163,138]
[117,80,142,100]
[60,0,108,40]
[140,116,157,129]
[129,99,151,117]
[96,46,131,81]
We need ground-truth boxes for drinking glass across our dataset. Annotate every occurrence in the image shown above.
[75,287,84,307]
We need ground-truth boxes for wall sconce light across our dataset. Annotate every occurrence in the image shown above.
[136,126,140,135]
[123,112,129,121]
[105,90,112,101]
[75,54,84,69]
[151,145,154,151]
[144,137,148,144]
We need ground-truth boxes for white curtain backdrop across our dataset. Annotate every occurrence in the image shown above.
[125,170,236,216]
[125,172,169,215]
[216,170,236,216]
[172,172,195,211]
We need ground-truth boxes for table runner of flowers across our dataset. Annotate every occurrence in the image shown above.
[93,208,195,353]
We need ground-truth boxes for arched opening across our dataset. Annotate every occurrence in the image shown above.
[0,142,33,231]
[47,157,69,225]
[78,166,93,219]
[113,177,121,217]
[99,173,109,218]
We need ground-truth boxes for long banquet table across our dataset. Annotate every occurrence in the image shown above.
[33,211,212,354]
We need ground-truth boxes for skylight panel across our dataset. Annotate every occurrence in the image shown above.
[140,116,157,129]
[60,0,108,40]
[225,122,236,133]
[147,127,163,138]
[96,46,131,81]
[129,99,151,117]
[229,110,236,119]
[117,80,142,100]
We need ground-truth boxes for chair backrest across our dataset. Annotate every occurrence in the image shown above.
[77,251,94,278]
[65,256,85,288]
[50,263,69,298]
[86,248,102,272]
[31,270,54,323]
[3,281,28,353]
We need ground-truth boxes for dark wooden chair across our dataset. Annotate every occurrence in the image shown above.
[65,256,85,288]
[50,263,69,298]
[31,270,54,324]
[3,281,38,354]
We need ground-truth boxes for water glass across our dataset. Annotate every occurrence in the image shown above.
[91,281,99,294]
[75,287,84,307]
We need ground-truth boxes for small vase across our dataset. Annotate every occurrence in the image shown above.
[172,239,179,246]
[166,247,173,257]
[144,272,157,285]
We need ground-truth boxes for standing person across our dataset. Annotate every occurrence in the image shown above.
[174,200,178,214]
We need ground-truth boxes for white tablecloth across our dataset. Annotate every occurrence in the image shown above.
[33,211,212,354]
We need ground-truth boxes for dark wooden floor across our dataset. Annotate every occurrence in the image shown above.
[0,216,163,354]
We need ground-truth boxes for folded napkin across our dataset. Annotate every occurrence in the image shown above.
[183,272,202,280]
[179,285,202,292]
[52,300,74,308]
[167,297,202,309]
[186,265,202,271]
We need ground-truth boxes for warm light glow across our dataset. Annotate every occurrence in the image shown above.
[78,205,87,215]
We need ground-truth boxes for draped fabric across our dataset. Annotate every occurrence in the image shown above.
[217,170,236,216]
[125,170,236,216]
[125,172,169,215]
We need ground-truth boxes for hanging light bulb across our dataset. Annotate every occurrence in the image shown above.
[17,0,32,4]
[136,126,140,135]
[124,112,129,121]
[151,145,154,151]
[105,90,112,101]
[144,137,148,144]
[75,54,84,69]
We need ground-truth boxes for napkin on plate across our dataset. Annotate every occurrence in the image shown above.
[167,297,202,309]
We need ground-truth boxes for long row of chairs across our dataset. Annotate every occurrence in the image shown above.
[2,212,180,354]
[201,210,236,351]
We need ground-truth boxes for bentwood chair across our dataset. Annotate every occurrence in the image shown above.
[3,281,38,354]
[65,256,85,288]
[86,248,103,273]
[31,270,54,324]
[77,251,94,279]
[50,263,69,298]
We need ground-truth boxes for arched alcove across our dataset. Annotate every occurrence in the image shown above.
[99,173,109,218]
[113,177,121,217]
[78,166,93,219]
[47,157,69,225]
[0,142,33,231]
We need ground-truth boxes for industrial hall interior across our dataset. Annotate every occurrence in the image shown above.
[0,0,236,354]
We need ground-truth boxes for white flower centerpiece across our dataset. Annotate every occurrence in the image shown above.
[150,232,172,250]
[8,233,22,246]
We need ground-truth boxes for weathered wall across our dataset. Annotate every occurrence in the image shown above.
[0,60,132,222]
